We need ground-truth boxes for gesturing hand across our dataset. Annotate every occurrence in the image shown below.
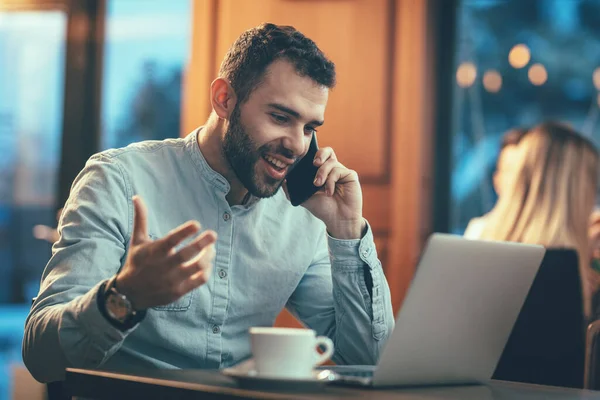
[115,196,218,310]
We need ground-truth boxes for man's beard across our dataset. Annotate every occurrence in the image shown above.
[222,106,294,198]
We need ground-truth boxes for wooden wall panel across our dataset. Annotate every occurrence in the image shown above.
[388,0,434,311]
[214,0,392,181]
[362,184,390,233]
[181,0,218,134]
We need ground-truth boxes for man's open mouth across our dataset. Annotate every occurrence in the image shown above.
[263,154,287,172]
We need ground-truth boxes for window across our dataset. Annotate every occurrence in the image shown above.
[0,7,67,397]
[451,0,600,233]
[0,9,67,304]
[101,0,191,150]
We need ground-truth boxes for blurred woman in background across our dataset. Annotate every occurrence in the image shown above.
[480,121,600,317]
[464,126,528,238]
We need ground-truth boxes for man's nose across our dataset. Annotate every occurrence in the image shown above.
[282,130,306,157]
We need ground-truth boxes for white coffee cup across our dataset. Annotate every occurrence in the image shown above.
[249,327,334,379]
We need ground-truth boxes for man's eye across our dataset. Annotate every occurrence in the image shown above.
[305,127,317,135]
[271,114,288,124]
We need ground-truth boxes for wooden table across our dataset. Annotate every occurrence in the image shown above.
[65,368,600,400]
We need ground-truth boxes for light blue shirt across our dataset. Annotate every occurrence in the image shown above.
[22,130,395,383]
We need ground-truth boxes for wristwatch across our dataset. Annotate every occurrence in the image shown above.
[98,275,146,331]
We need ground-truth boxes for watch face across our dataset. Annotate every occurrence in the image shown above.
[106,291,132,322]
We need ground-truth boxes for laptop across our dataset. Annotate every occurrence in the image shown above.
[324,233,545,387]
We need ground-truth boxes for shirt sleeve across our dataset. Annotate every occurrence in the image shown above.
[22,154,137,383]
[285,220,395,365]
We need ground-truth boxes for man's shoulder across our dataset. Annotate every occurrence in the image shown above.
[463,215,488,239]
[86,137,191,181]
[94,137,187,161]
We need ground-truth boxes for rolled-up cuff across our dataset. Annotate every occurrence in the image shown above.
[327,219,379,269]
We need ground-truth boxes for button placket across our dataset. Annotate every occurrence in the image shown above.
[206,203,232,366]
[361,247,371,257]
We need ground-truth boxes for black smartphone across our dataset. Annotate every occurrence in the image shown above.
[286,133,321,206]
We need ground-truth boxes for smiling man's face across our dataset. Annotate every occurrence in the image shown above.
[223,59,329,198]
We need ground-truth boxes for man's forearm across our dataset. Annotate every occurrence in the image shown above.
[327,222,395,365]
[23,304,73,382]
[23,282,132,382]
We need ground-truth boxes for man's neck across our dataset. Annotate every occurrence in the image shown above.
[196,116,249,206]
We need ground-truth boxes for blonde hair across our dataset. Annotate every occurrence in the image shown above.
[480,121,600,317]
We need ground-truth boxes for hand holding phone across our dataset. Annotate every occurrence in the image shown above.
[285,133,321,206]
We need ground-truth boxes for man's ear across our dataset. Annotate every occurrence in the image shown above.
[210,78,237,119]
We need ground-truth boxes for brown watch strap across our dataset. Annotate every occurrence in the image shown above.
[97,276,146,331]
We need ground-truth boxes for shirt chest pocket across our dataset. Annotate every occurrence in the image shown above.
[152,292,194,311]
[146,233,194,312]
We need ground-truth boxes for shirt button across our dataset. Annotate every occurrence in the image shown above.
[223,212,231,221]
[218,269,227,279]
[361,247,370,257]
[212,325,221,334]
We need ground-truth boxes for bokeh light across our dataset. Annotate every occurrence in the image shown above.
[456,62,477,88]
[528,63,547,86]
[483,70,502,93]
[593,67,600,90]
[509,44,531,69]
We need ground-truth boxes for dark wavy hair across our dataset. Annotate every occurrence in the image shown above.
[218,23,336,104]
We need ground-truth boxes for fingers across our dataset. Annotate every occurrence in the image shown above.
[324,167,342,196]
[152,234,217,300]
[323,167,358,197]
[131,196,149,245]
[312,146,359,196]
[167,230,217,266]
[155,220,201,255]
[313,157,338,187]
[313,147,335,166]
[178,244,217,293]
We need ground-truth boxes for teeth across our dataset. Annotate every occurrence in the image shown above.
[265,155,286,169]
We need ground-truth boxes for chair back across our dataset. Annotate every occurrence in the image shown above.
[493,248,586,388]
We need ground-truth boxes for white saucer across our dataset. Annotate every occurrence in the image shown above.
[221,359,334,391]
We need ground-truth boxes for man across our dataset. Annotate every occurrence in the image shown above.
[23,23,394,383]
[464,127,527,238]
